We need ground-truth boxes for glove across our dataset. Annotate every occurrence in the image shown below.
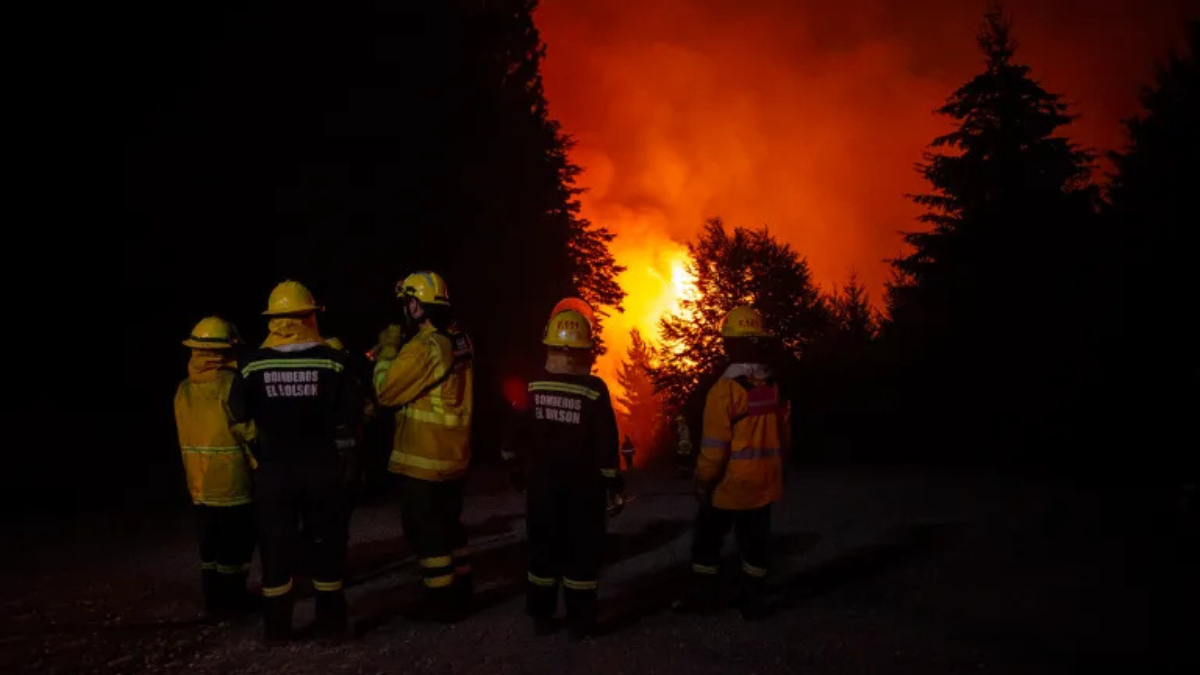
[695,481,715,508]
[378,324,404,361]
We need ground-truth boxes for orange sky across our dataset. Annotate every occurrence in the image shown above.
[535,0,1197,387]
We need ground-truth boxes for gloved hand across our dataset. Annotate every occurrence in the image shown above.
[378,324,404,361]
[695,481,715,508]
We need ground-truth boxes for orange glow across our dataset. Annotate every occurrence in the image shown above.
[537,0,1194,400]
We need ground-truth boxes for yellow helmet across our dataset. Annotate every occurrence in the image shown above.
[550,297,596,328]
[720,305,767,338]
[263,280,322,316]
[396,271,451,306]
[326,337,345,350]
[543,309,593,349]
[182,316,237,350]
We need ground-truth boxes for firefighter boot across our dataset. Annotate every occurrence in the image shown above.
[564,588,598,642]
[454,572,474,619]
[739,573,772,621]
[672,571,721,614]
[526,580,560,635]
[404,585,459,624]
[220,573,260,616]
[201,569,221,615]
[314,590,349,640]
[262,595,294,642]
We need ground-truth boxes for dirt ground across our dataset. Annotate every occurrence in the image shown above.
[3,462,1196,674]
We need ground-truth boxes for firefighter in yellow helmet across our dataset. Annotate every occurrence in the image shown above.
[228,280,364,641]
[373,271,475,622]
[549,296,597,330]
[673,305,791,620]
[501,307,623,640]
[174,316,258,617]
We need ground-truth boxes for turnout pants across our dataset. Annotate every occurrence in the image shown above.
[525,474,606,628]
[195,503,255,609]
[398,476,471,593]
[256,456,351,600]
[690,503,771,607]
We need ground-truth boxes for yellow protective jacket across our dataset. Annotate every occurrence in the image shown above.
[174,352,257,506]
[374,323,473,481]
[696,364,790,510]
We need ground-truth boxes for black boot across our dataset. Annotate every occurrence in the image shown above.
[564,588,598,642]
[201,568,222,615]
[454,572,474,618]
[219,573,260,616]
[314,591,349,640]
[263,595,294,642]
[404,585,459,624]
[672,571,721,615]
[739,573,772,621]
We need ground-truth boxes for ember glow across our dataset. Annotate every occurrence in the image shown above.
[537,0,1196,393]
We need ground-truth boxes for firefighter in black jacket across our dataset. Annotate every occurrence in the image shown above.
[503,307,623,640]
[229,280,363,642]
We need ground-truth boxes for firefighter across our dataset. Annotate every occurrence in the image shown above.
[229,280,363,642]
[673,305,791,621]
[620,434,635,472]
[373,271,475,623]
[675,414,694,478]
[502,308,623,640]
[173,316,258,616]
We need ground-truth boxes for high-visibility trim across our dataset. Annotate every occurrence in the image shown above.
[730,447,781,460]
[390,451,465,472]
[216,563,249,575]
[200,561,217,571]
[692,563,719,575]
[262,579,293,597]
[701,437,731,449]
[452,547,471,559]
[455,564,473,576]
[500,449,517,461]
[424,573,455,588]
[313,579,344,592]
[181,445,244,455]
[242,359,344,376]
[195,495,253,507]
[562,578,599,591]
[741,561,768,578]
[528,381,600,400]
[600,468,618,478]
[400,406,470,428]
[420,556,454,569]
[527,572,558,587]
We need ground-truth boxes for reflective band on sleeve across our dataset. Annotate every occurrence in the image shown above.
[262,578,294,597]
[200,561,217,571]
[424,573,455,588]
[216,563,249,575]
[313,579,344,592]
[600,468,618,478]
[181,446,245,455]
[729,447,781,460]
[692,563,719,575]
[701,437,731,449]
[562,578,599,591]
[401,406,470,428]
[741,561,768,578]
[390,451,466,472]
[527,572,559,587]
